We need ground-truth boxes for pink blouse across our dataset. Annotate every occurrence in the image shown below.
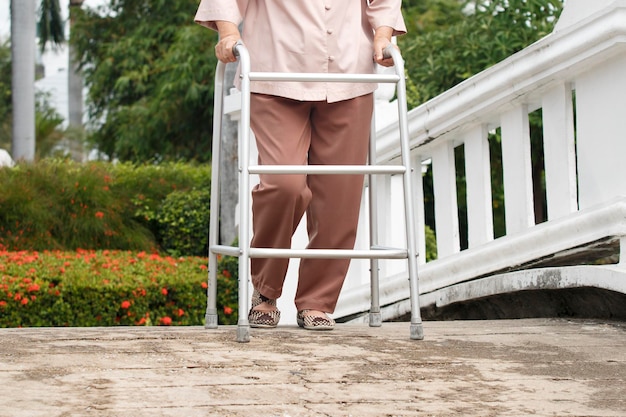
[195,0,406,102]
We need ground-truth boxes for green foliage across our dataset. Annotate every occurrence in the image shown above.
[34,92,65,158]
[215,251,239,325]
[0,159,153,251]
[0,249,238,327]
[71,0,218,162]
[402,0,467,35]
[108,160,211,240]
[156,189,211,257]
[424,225,438,262]
[37,0,65,52]
[401,0,564,103]
[0,159,211,253]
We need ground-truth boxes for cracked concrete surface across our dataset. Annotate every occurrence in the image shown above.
[0,319,624,416]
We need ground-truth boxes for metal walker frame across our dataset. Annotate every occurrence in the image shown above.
[206,42,424,343]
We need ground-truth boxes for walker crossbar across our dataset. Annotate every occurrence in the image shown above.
[249,72,400,84]
[210,243,410,259]
[205,42,424,343]
[248,165,406,175]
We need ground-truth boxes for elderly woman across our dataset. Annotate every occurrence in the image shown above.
[195,0,406,330]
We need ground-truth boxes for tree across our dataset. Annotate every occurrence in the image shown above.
[10,0,64,162]
[34,92,65,158]
[67,0,86,161]
[401,0,563,102]
[0,39,11,151]
[2,39,70,160]
[10,0,37,162]
[71,0,218,162]
[37,0,65,52]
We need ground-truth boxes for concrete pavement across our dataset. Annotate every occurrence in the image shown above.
[0,319,624,416]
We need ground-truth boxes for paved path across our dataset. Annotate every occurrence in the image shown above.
[0,319,624,417]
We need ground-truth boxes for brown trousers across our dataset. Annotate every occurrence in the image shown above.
[249,93,373,313]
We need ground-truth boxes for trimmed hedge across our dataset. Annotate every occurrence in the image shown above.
[156,189,211,257]
[0,248,238,327]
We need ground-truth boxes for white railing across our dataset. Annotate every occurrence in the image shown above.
[224,0,626,324]
[336,0,626,321]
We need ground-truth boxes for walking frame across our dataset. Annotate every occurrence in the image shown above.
[206,41,424,343]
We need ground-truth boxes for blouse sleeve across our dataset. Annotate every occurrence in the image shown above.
[365,0,407,36]
[194,0,247,31]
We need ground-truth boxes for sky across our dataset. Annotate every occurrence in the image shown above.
[1,0,107,125]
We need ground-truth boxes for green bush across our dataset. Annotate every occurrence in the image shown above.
[0,248,238,327]
[109,161,210,239]
[215,252,239,325]
[156,189,210,257]
[424,225,437,262]
[0,159,210,254]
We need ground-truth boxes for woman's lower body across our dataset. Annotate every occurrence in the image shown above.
[248,92,373,326]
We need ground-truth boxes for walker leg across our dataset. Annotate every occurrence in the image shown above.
[204,309,218,329]
[205,61,226,331]
[410,323,424,340]
[368,109,382,328]
[369,311,382,327]
[236,324,250,343]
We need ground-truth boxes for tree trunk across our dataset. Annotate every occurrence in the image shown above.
[10,0,37,162]
[67,0,85,161]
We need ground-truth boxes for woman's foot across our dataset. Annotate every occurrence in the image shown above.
[248,289,280,328]
[296,310,335,331]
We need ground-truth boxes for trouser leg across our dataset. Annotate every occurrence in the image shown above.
[249,94,312,300]
[295,94,373,313]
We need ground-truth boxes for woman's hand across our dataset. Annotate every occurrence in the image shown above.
[215,21,241,63]
[373,26,397,67]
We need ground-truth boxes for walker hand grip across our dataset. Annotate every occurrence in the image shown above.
[233,40,244,58]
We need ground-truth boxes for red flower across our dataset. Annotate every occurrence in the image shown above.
[201,282,208,289]
[21,298,28,305]
[136,317,146,325]
[199,264,207,270]
[224,306,233,315]
[222,270,231,278]
[0,301,6,307]
[27,284,40,293]
[159,316,172,326]
[121,300,131,309]
[161,288,168,296]
[95,211,105,219]
[177,309,185,317]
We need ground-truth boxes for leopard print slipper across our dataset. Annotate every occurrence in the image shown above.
[297,310,335,331]
[248,289,280,328]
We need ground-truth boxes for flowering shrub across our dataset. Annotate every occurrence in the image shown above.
[0,159,210,253]
[0,247,238,327]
